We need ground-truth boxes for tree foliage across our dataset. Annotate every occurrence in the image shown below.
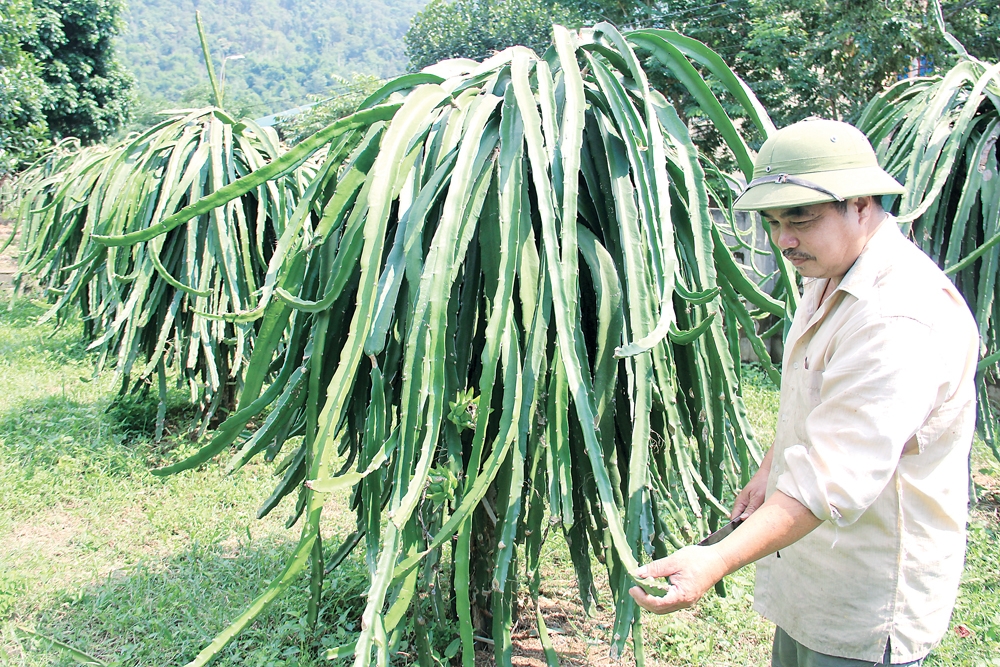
[0,0,133,174]
[941,0,1000,62]
[402,0,999,169]
[0,0,49,174]
[634,0,1000,166]
[742,1,984,125]
[275,74,384,146]
[685,0,997,121]
[404,0,585,70]
[27,0,134,144]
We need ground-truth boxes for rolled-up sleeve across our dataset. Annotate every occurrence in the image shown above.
[775,315,941,526]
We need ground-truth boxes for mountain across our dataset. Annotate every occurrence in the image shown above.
[117,0,427,118]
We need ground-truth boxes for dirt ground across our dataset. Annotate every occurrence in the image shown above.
[0,217,17,292]
[462,555,691,667]
[473,593,646,667]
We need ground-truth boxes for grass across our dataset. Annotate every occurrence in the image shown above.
[0,299,362,666]
[0,298,997,666]
[928,455,1000,667]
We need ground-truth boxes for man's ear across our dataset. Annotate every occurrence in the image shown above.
[854,196,877,224]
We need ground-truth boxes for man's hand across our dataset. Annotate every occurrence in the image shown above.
[629,488,822,616]
[731,447,773,520]
[732,471,767,520]
[628,545,728,614]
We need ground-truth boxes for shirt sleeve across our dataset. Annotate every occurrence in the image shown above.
[774,315,942,527]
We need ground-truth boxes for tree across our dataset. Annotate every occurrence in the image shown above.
[1,0,134,173]
[405,0,586,69]
[939,0,1000,62]
[26,0,134,144]
[143,25,788,667]
[637,0,1000,167]
[0,0,48,174]
[737,1,934,126]
[13,108,306,430]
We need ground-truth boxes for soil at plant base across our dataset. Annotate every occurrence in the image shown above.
[972,461,1000,517]
[472,588,660,667]
[0,217,17,292]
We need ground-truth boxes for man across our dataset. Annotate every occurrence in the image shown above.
[629,118,980,667]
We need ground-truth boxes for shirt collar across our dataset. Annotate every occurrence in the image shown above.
[831,214,902,302]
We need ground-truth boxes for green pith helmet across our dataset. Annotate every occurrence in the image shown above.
[733,117,905,211]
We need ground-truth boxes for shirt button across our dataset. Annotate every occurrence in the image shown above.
[792,362,799,370]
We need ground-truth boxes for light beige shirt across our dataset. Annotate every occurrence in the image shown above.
[754,217,980,663]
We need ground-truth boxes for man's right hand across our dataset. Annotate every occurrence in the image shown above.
[731,447,773,520]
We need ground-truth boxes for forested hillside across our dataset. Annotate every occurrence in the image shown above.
[118,0,426,118]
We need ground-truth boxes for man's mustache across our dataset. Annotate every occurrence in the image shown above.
[782,249,814,261]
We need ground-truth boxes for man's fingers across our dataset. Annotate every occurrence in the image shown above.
[628,585,691,614]
[637,557,679,579]
[735,501,756,520]
[731,498,748,520]
[733,488,766,519]
[731,486,753,519]
[732,472,768,519]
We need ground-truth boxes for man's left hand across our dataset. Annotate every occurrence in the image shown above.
[628,545,729,614]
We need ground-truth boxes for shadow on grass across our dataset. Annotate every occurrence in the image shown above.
[7,535,373,667]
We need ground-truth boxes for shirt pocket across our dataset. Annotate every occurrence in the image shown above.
[792,368,824,442]
[790,366,824,408]
[804,369,823,405]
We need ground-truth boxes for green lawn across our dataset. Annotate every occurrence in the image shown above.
[0,299,997,666]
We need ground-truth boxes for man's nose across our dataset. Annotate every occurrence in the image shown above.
[774,225,797,249]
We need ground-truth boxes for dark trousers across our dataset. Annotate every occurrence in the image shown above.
[772,627,925,667]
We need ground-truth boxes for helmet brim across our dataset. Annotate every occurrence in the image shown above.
[733,166,906,211]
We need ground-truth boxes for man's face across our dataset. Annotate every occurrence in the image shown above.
[761,200,871,280]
